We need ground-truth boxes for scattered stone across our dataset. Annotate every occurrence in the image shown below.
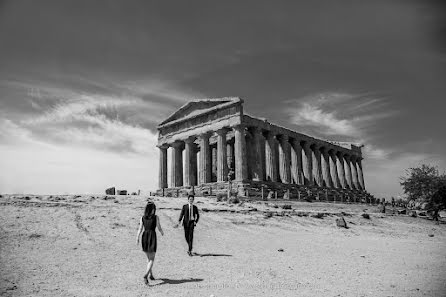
[418,211,427,217]
[361,213,370,219]
[202,208,210,212]
[272,204,279,208]
[6,285,17,291]
[281,204,292,210]
[105,187,116,195]
[311,212,324,219]
[114,200,119,203]
[336,217,348,228]
[397,209,406,215]
[278,248,284,252]
[409,210,417,217]
[428,234,434,237]
[264,211,273,218]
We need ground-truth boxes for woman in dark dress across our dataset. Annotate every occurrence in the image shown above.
[136,202,164,285]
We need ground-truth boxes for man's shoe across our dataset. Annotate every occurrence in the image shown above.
[149,274,155,280]
[188,251,192,256]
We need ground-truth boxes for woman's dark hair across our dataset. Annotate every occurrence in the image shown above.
[144,202,156,218]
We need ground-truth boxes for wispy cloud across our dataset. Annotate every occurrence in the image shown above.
[284,92,446,198]
[286,92,396,139]
[0,76,203,193]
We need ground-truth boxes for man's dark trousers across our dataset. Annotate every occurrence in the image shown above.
[184,220,195,252]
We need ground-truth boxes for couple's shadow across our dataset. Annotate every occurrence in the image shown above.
[150,253,232,286]
[153,278,204,286]
[193,252,232,257]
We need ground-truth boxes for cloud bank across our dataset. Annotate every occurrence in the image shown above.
[0,77,200,194]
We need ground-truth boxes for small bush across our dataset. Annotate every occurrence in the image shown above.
[216,193,226,202]
[228,196,240,204]
[281,204,292,210]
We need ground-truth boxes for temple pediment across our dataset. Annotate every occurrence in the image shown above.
[158,97,242,127]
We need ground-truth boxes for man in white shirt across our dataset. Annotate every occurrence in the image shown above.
[176,195,200,256]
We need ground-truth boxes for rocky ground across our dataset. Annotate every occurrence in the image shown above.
[1,194,445,297]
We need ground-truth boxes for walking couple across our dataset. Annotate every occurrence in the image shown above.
[136,195,200,285]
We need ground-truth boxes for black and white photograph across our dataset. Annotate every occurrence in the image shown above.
[1,1,445,296]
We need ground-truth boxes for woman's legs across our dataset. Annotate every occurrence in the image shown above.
[143,252,156,280]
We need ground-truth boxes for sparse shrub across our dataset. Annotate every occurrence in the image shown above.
[362,213,370,219]
[216,193,226,202]
[228,196,240,204]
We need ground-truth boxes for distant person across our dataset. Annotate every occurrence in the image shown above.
[175,195,200,256]
[136,202,164,285]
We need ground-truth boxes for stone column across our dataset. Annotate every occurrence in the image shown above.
[170,141,183,187]
[265,131,278,182]
[278,134,291,184]
[216,128,228,182]
[312,144,323,187]
[321,147,333,188]
[184,137,197,187]
[350,156,360,190]
[344,154,353,189]
[227,141,235,178]
[211,145,217,181]
[337,152,347,189]
[158,144,168,189]
[302,142,313,185]
[251,127,265,181]
[291,139,304,185]
[233,125,248,181]
[198,133,211,184]
[357,158,365,190]
[329,150,341,188]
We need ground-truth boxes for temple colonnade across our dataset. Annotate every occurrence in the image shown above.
[158,124,365,191]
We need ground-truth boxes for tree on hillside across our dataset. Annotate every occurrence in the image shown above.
[400,164,446,221]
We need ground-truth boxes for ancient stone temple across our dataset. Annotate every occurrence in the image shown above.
[156,98,374,202]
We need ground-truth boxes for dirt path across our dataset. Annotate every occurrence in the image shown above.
[1,195,445,296]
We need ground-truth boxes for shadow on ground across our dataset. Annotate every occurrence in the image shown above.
[151,278,204,286]
[194,253,232,257]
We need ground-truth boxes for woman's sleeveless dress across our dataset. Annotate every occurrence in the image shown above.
[141,216,157,253]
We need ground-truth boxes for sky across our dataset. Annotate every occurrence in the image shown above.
[0,0,445,197]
